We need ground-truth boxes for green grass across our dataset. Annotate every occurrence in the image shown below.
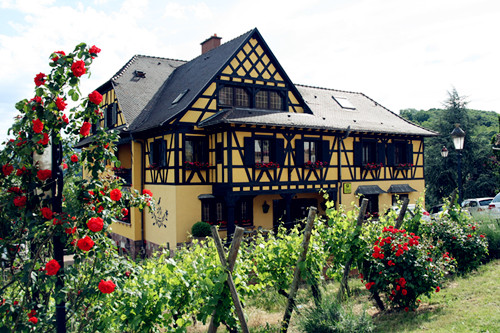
[242,260,500,332]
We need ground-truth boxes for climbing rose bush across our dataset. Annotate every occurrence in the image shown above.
[361,225,456,311]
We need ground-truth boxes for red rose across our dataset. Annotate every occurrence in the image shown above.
[2,164,14,176]
[87,217,104,232]
[88,90,103,105]
[37,132,49,146]
[55,97,67,111]
[77,235,94,252]
[435,286,440,293]
[110,188,122,201]
[41,207,53,220]
[51,50,65,62]
[32,119,44,133]
[34,73,46,86]
[62,114,69,124]
[65,226,76,234]
[16,167,26,176]
[70,154,78,163]
[71,60,86,77]
[28,317,38,324]
[45,259,61,276]
[121,208,128,216]
[37,169,52,181]
[402,289,407,296]
[98,279,116,294]
[14,196,27,207]
[80,121,91,136]
[89,45,101,56]
[62,163,68,170]
[142,189,153,197]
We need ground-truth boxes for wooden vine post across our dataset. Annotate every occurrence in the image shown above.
[337,198,368,302]
[280,206,317,333]
[208,226,249,333]
[395,197,410,229]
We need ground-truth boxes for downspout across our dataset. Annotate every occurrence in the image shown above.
[139,138,146,259]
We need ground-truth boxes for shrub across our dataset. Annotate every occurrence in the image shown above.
[298,297,374,333]
[478,217,500,260]
[361,225,455,311]
[191,221,212,237]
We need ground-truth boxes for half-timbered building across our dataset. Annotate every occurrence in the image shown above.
[79,28,436,256]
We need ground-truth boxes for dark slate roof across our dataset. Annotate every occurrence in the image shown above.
[127,29,256,133]
[387,184,417,193]
[199,86,437,136]
[355,185,387,195]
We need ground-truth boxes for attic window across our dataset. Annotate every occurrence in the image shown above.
[172,89,189,105]
[135,70,146,78]
[332,96,355,110]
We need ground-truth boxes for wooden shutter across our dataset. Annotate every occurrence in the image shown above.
[111,103,118,126]
[376,143,386,165]
[275,139,285,166]
[406,143,414,164]
[321,140,330,164]
[216,142,223,164]
[353,141,363,166]
[387,143,395,166]
[244,137,254,166]
[149,142,155,166]
[295,139,304,166]
[160,139,167,167]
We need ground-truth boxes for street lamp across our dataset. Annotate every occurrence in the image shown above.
[441,146,448,158]
[450,124,466,203]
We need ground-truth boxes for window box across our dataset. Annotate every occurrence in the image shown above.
[255,161,280,169]
[184,161,210,170]
[304,161,328,169]
[394,163,413,170]
[363,162,383,170]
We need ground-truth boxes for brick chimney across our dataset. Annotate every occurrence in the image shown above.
[201,34,222,54]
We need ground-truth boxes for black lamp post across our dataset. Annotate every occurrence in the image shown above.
[450,124,466,203]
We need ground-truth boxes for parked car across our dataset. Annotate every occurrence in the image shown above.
[488,192,500,220]
[429,204,445,219]
[462,197,494,218]
[387,204,431,222]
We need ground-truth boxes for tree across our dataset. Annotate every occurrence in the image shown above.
[0,44,152,332]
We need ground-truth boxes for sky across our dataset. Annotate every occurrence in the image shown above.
[0,0,499,143]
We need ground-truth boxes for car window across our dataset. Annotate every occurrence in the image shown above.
[492,193,500,202]
[479,199,492,206]
[470,201,477,207]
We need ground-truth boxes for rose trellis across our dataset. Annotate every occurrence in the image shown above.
[0,44,152,332]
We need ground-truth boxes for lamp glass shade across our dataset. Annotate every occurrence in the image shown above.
[450,126,465,150]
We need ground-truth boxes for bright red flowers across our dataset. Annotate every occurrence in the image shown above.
[41,207,53,220]
[70,154,78,163]
[142,189,153,197]
[51,50,66,62]
[45,259,61,276]
[34,73,46,86]
[2,164,14,176]
[80,121,92,136]
[32,119,44,133]
[28,316,38,324]
[121,208,129,216]
[89,45,101,56]
[88,91,102,105]
[98,279,116,294]
[71,60,86,77]
[110,188,122,201]
[365,282,375,290]
[14,196,27,207]
[55,97,67,111]
[87,217,104,232]
[37,132,49,146]
[37,169,52,181]
[77,235,95,252]
[435,286,440,292]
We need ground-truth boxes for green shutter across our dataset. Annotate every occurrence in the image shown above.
[149,142,155,166]
[295,139,304,166]
[376,143,386,165]
[321,140,330,164]
[275,139,285,166]
[244,137,254,166]
[387,143,395,166]
[353,141,363,166]
[160,140,167,167]
[406,143,413,164]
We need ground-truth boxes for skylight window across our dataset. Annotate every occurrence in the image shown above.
[332,96,356,110]
[172,89,189,105]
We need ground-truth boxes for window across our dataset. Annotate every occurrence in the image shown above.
[149,139,166,168]
[106,103,117,128]
[185,137,208,164]
[394,142,407,165]
[388,141,413,166]
[392,194,409,206]
[255,90,283,110]
[362,141,377,165]
[219,86,250,107]
[304,141,318,163]
[255,139,270,164]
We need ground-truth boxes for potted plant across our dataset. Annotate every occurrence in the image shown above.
[191,221,212,240]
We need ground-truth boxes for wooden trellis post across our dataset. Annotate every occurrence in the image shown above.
[208,226,249,333]
[337,198,368,301]
[280,206,317,333]
[395,197,410,229]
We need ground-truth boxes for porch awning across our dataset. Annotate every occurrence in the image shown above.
[355,185,386,195]
[387,184,417,193]
[198,194,215,200]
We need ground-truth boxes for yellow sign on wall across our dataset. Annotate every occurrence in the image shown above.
[343,182,352,194]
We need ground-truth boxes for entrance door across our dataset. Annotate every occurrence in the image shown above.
[273,198,317,230]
